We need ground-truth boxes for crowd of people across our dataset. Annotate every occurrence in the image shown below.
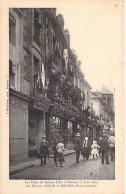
[74,132,115,164]
[39,132,115,167]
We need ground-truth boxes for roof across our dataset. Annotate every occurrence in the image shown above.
[84,79,92,90]
[101,86,113,95]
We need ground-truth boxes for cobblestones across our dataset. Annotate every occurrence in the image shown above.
[10,154,115,180]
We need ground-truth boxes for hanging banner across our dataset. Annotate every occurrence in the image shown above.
[41,62,45,88]
[63,49,68,69]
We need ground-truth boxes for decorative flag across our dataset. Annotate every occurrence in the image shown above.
[63,49,68,69]
[38,72,41,88]
[12,61,16,74]
[41,63,45,88]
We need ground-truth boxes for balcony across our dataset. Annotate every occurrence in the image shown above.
[30,93,51,112]
[30,81,51,112]
[49,94,80,121]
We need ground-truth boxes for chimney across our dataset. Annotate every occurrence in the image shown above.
[64,29,70,46]
[56,14,64,31]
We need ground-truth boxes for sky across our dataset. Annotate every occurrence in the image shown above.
[57,0,124,93]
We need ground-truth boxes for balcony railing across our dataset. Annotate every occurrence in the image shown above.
[49,93,81,121]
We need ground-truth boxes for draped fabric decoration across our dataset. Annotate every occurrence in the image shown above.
[38,72,41,88]
[12,61,17,74]
[63,49,68,69]
[45,75,49,90]
[41,62,45,88]
[73,75,76,88]
[51,61,58,75]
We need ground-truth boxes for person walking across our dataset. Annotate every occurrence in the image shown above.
[108,132,115,161]
[74,133,82,163]
[40,135,49,166]
[91,140,100,159]
[98,137,102,157]
[82,137,91,160]
[56,139,65,167]
[52,138,59,167]
[100,135,110,164]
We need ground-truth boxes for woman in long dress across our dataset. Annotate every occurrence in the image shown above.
[81,137,91,160]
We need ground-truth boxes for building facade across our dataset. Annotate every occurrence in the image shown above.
[9,8,31,165]
[9,8,92,165]
[100,86,115,129]
[90,87,115,139]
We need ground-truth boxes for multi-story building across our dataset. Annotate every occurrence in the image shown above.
[9,8,92,165]
[9,8,31,165]
[83,79,92,138]
[72,57,92,139]
[90,86,115,139]
[101,86,115,129]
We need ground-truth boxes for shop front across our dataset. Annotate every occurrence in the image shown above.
[48,101,80,149]
[28,110,45,157]
[48,116,61,140]
[29,93,51,157]
[88,124,93,140]
[9,89,30,165]
[96,125,102,139]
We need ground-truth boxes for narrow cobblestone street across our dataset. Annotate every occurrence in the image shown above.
[10,153,115,180]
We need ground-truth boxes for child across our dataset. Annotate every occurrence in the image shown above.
[56,139,65,167]
[91,140,100,159]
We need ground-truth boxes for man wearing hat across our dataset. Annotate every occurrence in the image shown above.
[74,133,82,163]
[108,132,115,161]
[40,135,49,166]
[100,135,110,164]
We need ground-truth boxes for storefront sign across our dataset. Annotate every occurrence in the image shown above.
[50,102,79,120]
[31,94,51,112]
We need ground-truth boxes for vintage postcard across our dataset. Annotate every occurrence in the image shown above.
[0,0,124,193]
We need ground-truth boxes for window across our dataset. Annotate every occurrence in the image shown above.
[102,97,105,103]
[34,56,41,93]
[9,14,16,46]
[34,9,41,41]
[108,98,111,106]
[34,56,39,74]
[87,92,89,105]
[9,60,15,89]
[34,56,40,82]
[51,117,60,133]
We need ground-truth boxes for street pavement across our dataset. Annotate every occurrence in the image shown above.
[10,153,115,180]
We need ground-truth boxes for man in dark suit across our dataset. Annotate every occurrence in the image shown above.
[40,135,48,166]
[74,133,82,163]
[100,135,110,164]
[52,138,59,167]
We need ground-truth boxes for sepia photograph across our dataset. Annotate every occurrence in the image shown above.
[9,7,116,180]
[0,0,124,193]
